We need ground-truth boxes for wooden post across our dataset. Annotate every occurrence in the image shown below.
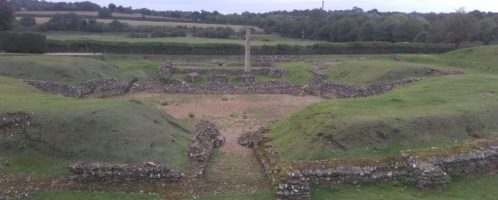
[244,27,251,73]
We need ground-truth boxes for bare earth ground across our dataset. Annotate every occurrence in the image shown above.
[130,93,323,198]
[0,93,322,199]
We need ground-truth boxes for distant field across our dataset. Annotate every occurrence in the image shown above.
[16,11,188,21]
[46,32,323,46]
[22,15,258,30]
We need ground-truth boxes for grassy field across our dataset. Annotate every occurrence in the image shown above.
[45,32,322,46]
[277,61,314,85]
[0,55,119,85]
[312,174,498,200]
[269,45,498,161]
[0,76,193,175]
[320,60,449,86]
[23,15,257,30]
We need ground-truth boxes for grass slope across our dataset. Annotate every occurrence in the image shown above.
[270,46,498,161]
[46,32,322,46]
[321,60,447,86]
[0,55,118,85]
[0,77,193,175]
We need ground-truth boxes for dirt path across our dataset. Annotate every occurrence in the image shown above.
[132,93,323,197]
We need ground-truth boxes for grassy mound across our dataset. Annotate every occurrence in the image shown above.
[270,60,498,161]
[0,55,119,85]
[321,60,447,86]
[398,45,498,75]
[0,77,193,174]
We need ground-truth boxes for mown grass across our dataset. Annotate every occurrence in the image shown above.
[270,45,498,161]
[0,77,193,175]
[312,174,498,200]
[0,55,118,85]
[28,191,160,200]
[278,61,314,85]
[46,32,322,46]
[321,60,448,86]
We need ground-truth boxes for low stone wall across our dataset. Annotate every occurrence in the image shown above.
[23,79,137,98]
[67,121,224,183]
[129,79,304,96]
[67,162,184,182]
[188,121,225,177]
[241,129,498,199]
[159,65,286,78]
[308,64,465,98]
[252,55,306,63]
[23,80,81,97]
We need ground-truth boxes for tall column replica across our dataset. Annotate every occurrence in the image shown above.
[242,27,255,84]
[244,27,251,73]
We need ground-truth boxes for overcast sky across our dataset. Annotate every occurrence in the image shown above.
[48,0,498,14]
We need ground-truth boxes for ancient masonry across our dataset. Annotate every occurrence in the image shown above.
[67,121,225,182]
[240,129,498,200]
[23,55,464,99]
[23,79,138,98]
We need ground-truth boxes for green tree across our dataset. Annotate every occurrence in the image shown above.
[98,7,112,18]
[393,17,428,42]
[108,3,117,12]
[359,20,377,41]
[474,18,497,45]
[0,0,14,31]
[332,17,360,42]
[438,9,476,47]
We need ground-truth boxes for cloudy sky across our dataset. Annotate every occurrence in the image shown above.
[48,0,498,13]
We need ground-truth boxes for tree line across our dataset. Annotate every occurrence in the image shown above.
[3,0,498,46]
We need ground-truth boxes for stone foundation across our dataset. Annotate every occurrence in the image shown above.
[241,73,256,84]
[188,121,225,177]
[241,129,498,199]
[67,162,184,182]
[24,79,137,98]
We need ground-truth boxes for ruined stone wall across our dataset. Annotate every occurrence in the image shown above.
[23,80,81,97]
[67,121,224,183]
[67,162,184,182]
[308,65,464,98]
[188,121,225,177]
[129,79,304,96]
[158,66,285,77]
[241,129,498,199]
[23,79,137,98]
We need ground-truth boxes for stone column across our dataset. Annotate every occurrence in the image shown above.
[244,28,251,73]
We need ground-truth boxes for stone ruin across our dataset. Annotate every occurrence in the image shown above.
[240,129,498,200]
[188,121,225,177]
[67,121,224,182]
[307,64,466,98]
[67,162,184,183]
[23,79,137,98]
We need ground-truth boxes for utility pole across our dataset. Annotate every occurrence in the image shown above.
[321,0,325,10]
